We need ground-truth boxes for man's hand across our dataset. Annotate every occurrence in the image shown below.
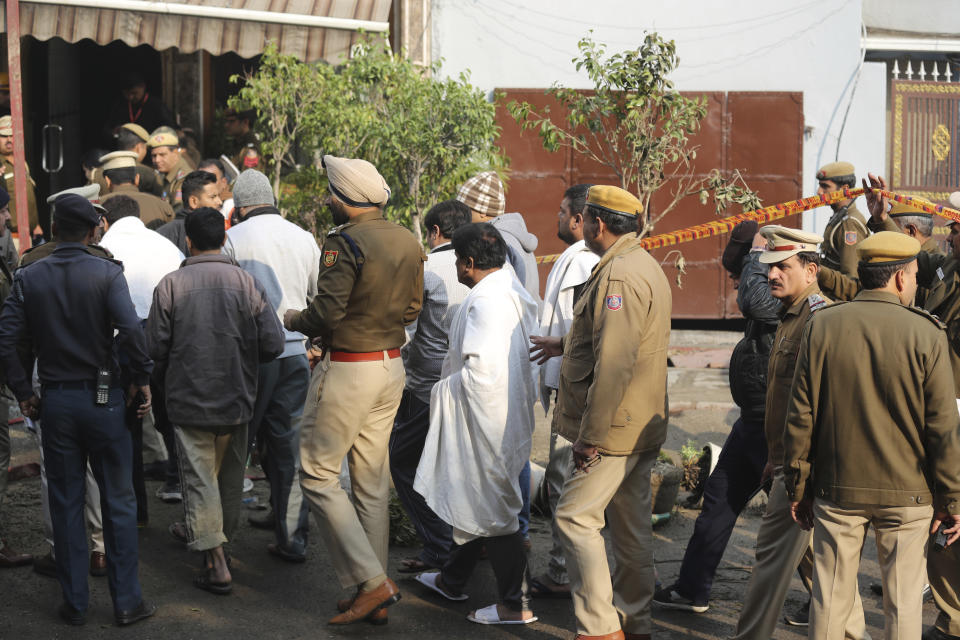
[751,232,767,251]
[932,511,960,547]
[19,395,39,420]
[572,439,599,473]
[790,498,815,531]
[282,309,300,331]
[761,462,775,485]
[126,384,152,418]
[862,173,889,222]
[529,335,563,364]
[307,346,324,371]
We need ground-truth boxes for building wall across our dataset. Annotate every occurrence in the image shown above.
[431,0,887,236]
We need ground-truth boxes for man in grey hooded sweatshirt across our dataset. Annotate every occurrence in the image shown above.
[456,171,541,306]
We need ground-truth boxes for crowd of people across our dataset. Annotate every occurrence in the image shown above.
[0,108,956,640]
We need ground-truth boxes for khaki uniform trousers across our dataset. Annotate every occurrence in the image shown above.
[734,473,868,640]
[929,541,960,637]
[556,447,657,637]
[812,499,932,640]
[174,424,247,552]
[299,354,404,589]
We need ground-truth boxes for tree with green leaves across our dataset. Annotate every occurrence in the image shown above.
[507,33,760,238]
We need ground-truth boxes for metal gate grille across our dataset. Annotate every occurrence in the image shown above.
[891,80,960,202]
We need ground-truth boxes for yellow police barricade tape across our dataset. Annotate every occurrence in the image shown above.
[533,188,960,265]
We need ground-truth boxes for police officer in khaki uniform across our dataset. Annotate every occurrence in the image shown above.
[0,115,38,235]
[148,130,192,211]
[282,155,423,626]
[98,151,174,229]
[783,230,960,640]
[90,124,164,199]
[730,226,868,639]
[21,185,112,267]
[817,162,868,278]
[529,186,670,640]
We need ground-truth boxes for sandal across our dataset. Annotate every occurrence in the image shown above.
[529,576,572,599]
[414,571,468,601]
[193,571,232,595]
[467,603,538,625]
[168,522,189,544]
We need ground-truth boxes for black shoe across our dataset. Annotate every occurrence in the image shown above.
[248,509,275,530]
[58,602,86,626]
[267,543,306,563]
[115,600,157,626]
[924,626,960,640]
[33,551,58,578]
[783,598,810,626]
[652,585,709,613]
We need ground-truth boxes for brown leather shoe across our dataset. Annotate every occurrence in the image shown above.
[575,633,625,640]
[336,593,388,625]
[329,578,400,625]
[0,540,33,568]
[89,552,107,577]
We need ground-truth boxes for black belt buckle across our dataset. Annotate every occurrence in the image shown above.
[95,368,111,406]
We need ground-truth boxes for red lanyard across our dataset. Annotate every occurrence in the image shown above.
[128,92,149,123]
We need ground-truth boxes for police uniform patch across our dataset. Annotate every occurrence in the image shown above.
[606,295,622,311]
[844,231,858,245]
[807,293,827,312]
[323,250,339,267]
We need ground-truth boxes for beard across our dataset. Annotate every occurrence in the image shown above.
[557,224,576,245]
[329,199,349,226]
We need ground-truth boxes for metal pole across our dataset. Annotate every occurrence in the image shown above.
[5,0,31,252]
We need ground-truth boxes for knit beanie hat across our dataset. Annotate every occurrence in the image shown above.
[456,171,505,217]
[233,169,275,208]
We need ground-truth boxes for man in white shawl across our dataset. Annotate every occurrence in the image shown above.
[414,222,540,625]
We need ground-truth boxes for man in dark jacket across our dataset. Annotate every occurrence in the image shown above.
[654,220,779,612]
[147,208,283,595]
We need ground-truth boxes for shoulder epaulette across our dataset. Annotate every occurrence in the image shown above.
[905,305,947,329]
[326,223,352,238]
[807,293,828,313]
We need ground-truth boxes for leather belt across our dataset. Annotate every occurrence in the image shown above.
[329,349,401,362]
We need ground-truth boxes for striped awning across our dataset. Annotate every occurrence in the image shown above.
[1,0,391,63]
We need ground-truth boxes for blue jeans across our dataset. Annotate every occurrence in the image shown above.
[41,386,143,613]
[675,416,767,604]
[519,460,531,539]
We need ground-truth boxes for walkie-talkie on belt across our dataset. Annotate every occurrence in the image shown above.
[96,368,111,405]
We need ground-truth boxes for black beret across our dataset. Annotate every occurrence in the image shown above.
[722,220,758,276]
[53,193,101,228]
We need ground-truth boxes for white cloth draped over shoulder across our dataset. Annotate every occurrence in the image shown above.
[414,268,540,544]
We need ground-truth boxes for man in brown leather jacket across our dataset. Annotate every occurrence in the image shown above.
[531,185,670,640]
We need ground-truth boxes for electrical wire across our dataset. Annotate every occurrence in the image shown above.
[834,20,868,161]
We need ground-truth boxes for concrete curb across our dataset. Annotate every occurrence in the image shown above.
[669,401,737,414]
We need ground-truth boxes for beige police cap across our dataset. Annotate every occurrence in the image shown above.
[99,150,138,171]
[121,123,150,143]
[758,224,823,264]
[46,183,106,212]
[816,161,855,182]
[586,185,644,217]
[857,231,920,265]
[148,129,179,148]
[0,115,12,136]
[888,200,932,220]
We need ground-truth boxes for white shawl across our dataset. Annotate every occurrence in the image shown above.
[414,268,539,543]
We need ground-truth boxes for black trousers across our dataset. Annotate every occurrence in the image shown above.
[441,531,531,612]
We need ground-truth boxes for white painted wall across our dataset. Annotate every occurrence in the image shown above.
[432,0,887,234]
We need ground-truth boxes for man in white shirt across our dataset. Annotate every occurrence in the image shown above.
[391,200,471,574]
[98,192,184,527]
[223,169,321,562]
[531,184,598,599]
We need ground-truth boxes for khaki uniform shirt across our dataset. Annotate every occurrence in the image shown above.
[783,290,960,514]
[102,184,175,230]
[821,203,868,278]
[553,234,672,456]
[287,210,424,351]
[19,241,112,267]
[90,163,164,199]
[159,157,192,211]
[764,281,828,468]
[2,156,38,232]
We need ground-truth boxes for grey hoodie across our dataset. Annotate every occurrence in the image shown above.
[491,212,541,304]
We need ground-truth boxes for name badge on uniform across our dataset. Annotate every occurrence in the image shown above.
[937,267,945,281]
[605,295,622,311]
[844,231,858,245]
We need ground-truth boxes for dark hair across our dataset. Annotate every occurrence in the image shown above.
[81,148,108,170]
[795,251,820,269]
[104,166,136,185]
[116,129,144,151]
[858,260,910,289]
[184,207,225,251]
[832,175,857,189]
[424,200,471,240]
[181,170,218,210]
[564,183,592,217]
[198,158,225,176]
[452,222,507,270]
[120,71,145,90]
[102,195,140,225]
[585,204,639,236]
[54,216,92,241]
